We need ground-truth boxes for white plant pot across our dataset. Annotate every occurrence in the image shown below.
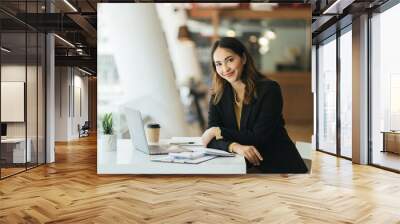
[103,134,116,151]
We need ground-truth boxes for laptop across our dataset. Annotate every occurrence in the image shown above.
[124,108,191,155]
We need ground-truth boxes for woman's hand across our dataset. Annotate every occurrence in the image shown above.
[231,144,263,166]
[201,127,218,146]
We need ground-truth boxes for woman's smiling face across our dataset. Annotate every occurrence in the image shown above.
[213,47,246,84]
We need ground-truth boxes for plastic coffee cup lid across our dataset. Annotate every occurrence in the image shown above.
[147,123,160,128]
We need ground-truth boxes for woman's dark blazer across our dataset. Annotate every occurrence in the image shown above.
[207,79,308,173]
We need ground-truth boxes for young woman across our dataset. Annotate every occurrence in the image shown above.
[201,37,308,173]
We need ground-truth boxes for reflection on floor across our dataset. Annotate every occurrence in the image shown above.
[0,167,25,178]
[0,163,40,178]
[372,150,400,171]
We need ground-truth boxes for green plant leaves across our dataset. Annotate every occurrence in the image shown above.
[102,113,113,135]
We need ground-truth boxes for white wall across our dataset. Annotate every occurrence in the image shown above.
[156,4,203,86]
[55,67,89,141]
[1,66,26,133]
[98,3,189,140]
[72,73,89,137]
[1,65,39,137]
[55,66,68,141]
[1,64,46,164]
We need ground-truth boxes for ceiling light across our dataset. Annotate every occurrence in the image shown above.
[258,37,269,46]
[63,0,78,12]
[78,67,92,76]
[259,45,270,55]
[264,30,276,40]
[54,34,75,48]
[226,30,236,37]
[1,47,11,53]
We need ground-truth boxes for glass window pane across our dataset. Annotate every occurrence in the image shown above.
[1,1,46,179]
[27,31,38,169]
[38,32,46,165]
[371,4,400,171]
[340,29,352,158]
[1,31,27,177]
[317,37,337,154]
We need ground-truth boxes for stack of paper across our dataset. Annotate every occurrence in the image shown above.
[169,151,205,160]
[151,148,235,164]
[150,137,236,164]
[151,152,216,164]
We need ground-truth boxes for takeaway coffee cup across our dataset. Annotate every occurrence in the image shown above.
[146,123,160,143]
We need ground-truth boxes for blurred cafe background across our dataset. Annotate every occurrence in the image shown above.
[97,3,312,144]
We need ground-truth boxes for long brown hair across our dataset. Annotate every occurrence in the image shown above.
[210,37,265,105]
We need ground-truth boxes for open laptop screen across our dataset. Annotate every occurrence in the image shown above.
[124,108,150,154]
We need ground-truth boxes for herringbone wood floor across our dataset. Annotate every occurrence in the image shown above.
[1,134,400,224]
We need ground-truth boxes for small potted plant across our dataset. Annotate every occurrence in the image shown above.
[102,113,116,151]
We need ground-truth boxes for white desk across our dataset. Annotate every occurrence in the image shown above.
[97,139,246,174]
[295,141,314,172]
[1,138,32,163]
